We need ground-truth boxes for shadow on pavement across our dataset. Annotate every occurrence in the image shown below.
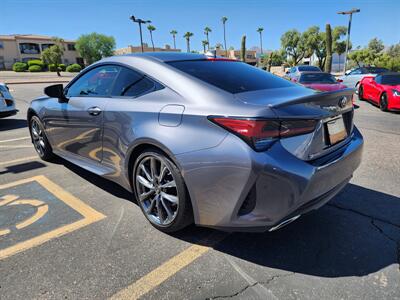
[0,161,46,175]
[0,118,27,131]
[50,158,400,278]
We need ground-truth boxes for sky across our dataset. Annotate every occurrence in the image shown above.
[3,0,400,52]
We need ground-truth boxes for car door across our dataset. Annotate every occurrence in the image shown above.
[44,65,120,162]
[345,68,363,88]
[369,75,382,103]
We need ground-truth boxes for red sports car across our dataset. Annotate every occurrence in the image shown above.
[297,72,347,92]
[359,72,400,111]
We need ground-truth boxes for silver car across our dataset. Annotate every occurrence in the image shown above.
[338,66,389,89]
[0,83,17,118]
[28,53,363,232]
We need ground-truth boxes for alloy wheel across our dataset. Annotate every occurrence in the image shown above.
[31,119,46,157]
[135,155,179,226]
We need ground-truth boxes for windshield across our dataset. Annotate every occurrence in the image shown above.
[167,60,294,93]
[381,74,400,85]
[298,66,321,72]
[299,73,336,84]
[365,67,389,74]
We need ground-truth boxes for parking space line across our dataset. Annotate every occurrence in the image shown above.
[0,137,30,143]
[0,156,38,166]
[0,175,106,260]
[0,145,32,149]
[111,232,228,300]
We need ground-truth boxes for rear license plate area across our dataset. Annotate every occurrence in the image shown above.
[326,116,347,145]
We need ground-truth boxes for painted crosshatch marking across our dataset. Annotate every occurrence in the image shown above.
[0,175,106,260]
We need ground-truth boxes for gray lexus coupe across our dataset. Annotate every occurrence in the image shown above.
[28,53,363,232]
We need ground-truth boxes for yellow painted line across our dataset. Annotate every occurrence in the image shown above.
[0,175,106,260]
[0,136,30,143]
[0,156,38,167]
[9,200,49,230]
[0,228,11,236]
[111,232,227,300]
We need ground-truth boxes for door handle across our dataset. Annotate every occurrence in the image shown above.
[87,106,102,116]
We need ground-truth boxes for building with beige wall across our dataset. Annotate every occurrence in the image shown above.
[114,43,181,55]
[214,48,257,65]
[0,34,83,70]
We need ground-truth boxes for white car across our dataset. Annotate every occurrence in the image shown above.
[338,67,389,89]
[0,83,17,118]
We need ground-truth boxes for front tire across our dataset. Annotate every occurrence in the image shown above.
[29,116,55,161]
[380,93,388,112]
[133,149,193,233]
[358,85,365,100]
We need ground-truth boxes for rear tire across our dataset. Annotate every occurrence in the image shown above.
[358,85,364,100]
[29,116,55,161]
[132,149,193,233]
[380,93,388,112]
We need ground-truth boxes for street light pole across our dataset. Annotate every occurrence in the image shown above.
[337,8,360,73]
[130,15,152,53]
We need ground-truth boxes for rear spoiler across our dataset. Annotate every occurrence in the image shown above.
[271,88,355,109]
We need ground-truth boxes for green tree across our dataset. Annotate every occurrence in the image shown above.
[280,29,306,66]
[202,40,209,53]
[240,35,246,62]
[368,38,385,54]
[147,25,156,51]
[302,26,326,69]
[41,37,65,77]
[325,24,332,73]
[75,32,115,65]
[204,27,212,50]
[170,30,178,49]
[257,27,264,54]
[221,16,228,56]
[183,32,194,53]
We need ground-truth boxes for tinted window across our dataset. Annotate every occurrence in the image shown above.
[67,65,119,97]
[111,67,157,97]
[167,60,294,93]
[365,67,389,74]
[299,73,336,84]
[381,74,400,85]
[349,68,362,75]
[375,75,382,84]
[297,66,321,72]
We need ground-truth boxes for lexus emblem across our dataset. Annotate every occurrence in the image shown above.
[338,96,348,108]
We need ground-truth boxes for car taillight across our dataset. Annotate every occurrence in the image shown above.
[209,117,317,151]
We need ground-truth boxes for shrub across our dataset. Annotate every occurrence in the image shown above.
[48,63,66,72]
[27,60,45,68]
[28,65,42,72]
[12,62,28,72]
[66,63,82,72]
[59,64,66,71]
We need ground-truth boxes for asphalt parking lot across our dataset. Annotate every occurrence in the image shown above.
[0,83,399,299]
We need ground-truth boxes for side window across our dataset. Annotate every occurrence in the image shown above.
[111,67,157,97]
[290,67,296,73]
[66,65,120,97]
[375,75,381,84]
[349,68,361,75]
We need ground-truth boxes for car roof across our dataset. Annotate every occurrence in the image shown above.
[378,72,400,76]
[120,52,209,62]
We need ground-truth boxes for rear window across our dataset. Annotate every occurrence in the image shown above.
[299,73,336,84]
[297,66,321,72]
[167,60,294,93]
[381,74,400,85]
[365,67,389,74]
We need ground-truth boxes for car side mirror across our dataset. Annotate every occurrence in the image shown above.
[345,70,351,76]
[285,70,290,74]
[44,84,68,102]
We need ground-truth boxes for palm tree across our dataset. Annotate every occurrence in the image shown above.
[202,40,209,53]
[221,16,228,56]
[147,25,156,51]
[204,27,212,50]
[170,30,178,49]
[257,27,264,54]
[183,32,193,52]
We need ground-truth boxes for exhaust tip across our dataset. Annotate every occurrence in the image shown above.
[268,215,301,232]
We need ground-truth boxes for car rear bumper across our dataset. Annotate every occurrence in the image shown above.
[177,127,363,232]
